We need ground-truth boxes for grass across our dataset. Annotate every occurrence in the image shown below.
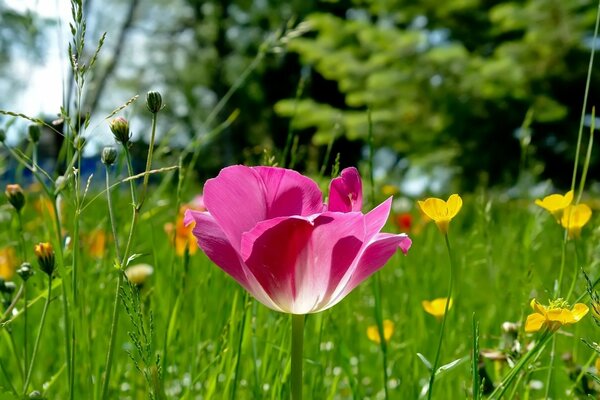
[0,177,599,399]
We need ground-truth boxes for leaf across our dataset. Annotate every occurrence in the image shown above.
[417,352,433,371]
[436,357,469,378]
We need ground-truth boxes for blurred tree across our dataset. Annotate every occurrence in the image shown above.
[0,1,47,108]
[275,0,600,189]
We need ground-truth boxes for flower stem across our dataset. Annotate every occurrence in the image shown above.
[488,331,552,399]
[22,274,53,395]
[291,314,305,400]
[100,162,126,399]
[427,234,455,400]
[372,273,389,399]
[139,111,158,209]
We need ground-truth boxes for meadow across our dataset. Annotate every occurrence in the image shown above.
[0,1,599,399]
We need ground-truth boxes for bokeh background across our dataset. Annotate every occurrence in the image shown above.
[0,0,599,193]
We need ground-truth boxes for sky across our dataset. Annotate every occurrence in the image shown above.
[4,0,70,118]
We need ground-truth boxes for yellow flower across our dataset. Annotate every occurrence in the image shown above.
[366,319,395,344]
[124,264,154,286]
[0,247,17,281]
[381,184,398,197]
[422,297,453,320]
[595,357,600,374]
[560,204,592,239]
[535,190,573,220]
[524,298,589,333]
[417,194,462,234]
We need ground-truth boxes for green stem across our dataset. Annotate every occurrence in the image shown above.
[291,314,305,400]
[230,294,249,400]
[139,112,158,209]
[16,211,28,370]
[22,275,53,394]
[427,234,454,400]
[544,336,556,398]
[372,273,389,399]
[488,331,552,399]
[571,0,600,193]
[101,160,128,399]
[555,230,568,297]
[566,241,581,301]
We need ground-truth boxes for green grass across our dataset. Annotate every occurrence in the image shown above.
[0,180,598,399]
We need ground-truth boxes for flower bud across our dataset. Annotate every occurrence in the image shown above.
[146,91,163,114]
[34,242,55,276]
[28,391,44,399]
[28,124,41,143]
[0,128,5,142]
[1,280,16,294]
[5,184,25,212]
[101,146,118,166]
[17,262,34,281]
[109,117,130,144]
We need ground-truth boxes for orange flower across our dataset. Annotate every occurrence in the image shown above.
[165,206,198,256]
[0,247,17,281]
[87,229,107,259]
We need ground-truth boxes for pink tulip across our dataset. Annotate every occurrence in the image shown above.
[184,165,411,314]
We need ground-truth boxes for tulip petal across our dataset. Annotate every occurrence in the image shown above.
[204,165,324,250]
[328,167,363,212]
[241,212,365,314]
[254,166,324,218]
[203,166,269,249]
[364,197,393,240]
[328,233,411,308]
[184,209,283,311]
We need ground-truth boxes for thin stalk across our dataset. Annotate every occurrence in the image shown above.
[544,337,556,398]
[15,211,28,369]
[566,241,581,301]
[100,164,124,400]
[139,112,158,209]
[488,331,552,399]
[427,234,454,400]
[571,0,600,192]
[372,274,389,399]
[291,314,305,400]
[230,294,249,400]
[22,274,53,394]
[576,107,595,204]
[555,230,568,297]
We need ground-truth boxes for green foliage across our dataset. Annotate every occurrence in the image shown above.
[276,0,600,187]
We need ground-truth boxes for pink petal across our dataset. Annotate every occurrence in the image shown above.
[184,209,283,311]
[241,212,365,314]
[254,166,324,218]
[203,165,324,250]
[328,167,363,212]
[203,166,268,250]
[327,233,411,309]
[364,197,393,240]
